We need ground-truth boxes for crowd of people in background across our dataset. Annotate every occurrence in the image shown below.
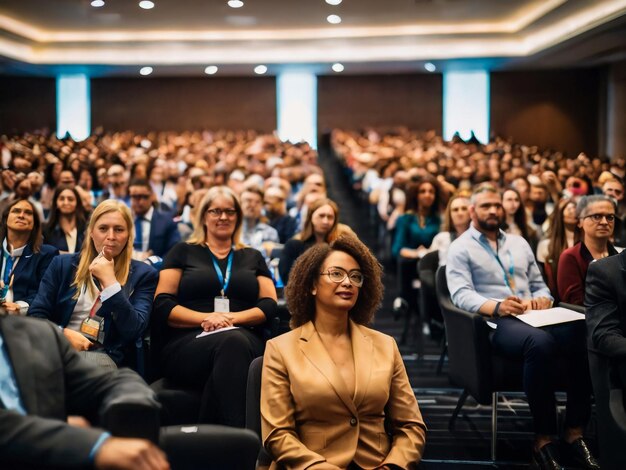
[332,127,626,310]
[2,124,625,469]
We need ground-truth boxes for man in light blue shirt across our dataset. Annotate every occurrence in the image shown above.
[446,184,597,470]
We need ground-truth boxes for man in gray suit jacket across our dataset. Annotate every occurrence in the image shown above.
[0,314,169,470]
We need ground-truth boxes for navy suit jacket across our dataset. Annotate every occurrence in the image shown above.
[10,244,58,308]
[147,209,180,258]
[43,225,85,253]
[28,253,158,365]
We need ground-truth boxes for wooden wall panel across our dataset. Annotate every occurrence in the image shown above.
[0,76,56,134]
[317,74,443,134]
[91,77,277,133]
[490,69,603,157]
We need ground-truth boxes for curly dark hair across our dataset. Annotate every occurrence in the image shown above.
[285,234,384,328]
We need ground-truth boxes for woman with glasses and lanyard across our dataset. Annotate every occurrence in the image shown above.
[261,235,426,469]
[557,195,619,306]
[0,198,58,315]
[153,186,277,426]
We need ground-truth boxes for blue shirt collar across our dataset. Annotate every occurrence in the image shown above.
[468,224,507,245]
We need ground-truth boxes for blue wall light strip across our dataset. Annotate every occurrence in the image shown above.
[277,72,317,149]
[56,74,90,141]
[443,71,490,143]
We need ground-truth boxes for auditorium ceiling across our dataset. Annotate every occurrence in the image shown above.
[0,0,624,76]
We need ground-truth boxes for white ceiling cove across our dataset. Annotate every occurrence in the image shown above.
[0,0,624,75]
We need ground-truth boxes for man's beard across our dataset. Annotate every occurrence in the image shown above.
[477,216,501,232]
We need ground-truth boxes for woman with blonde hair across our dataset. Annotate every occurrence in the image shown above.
[153,186,277,426]
[29,199,159,370]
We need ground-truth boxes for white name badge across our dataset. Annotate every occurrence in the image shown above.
[214,296,230,313]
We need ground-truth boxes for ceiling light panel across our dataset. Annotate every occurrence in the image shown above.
[327,15,342,24]
[138,1,155,10]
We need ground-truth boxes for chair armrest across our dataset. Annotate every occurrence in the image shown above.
[557,302,586,314]
[609,388,626,433]
[100,394,161,443]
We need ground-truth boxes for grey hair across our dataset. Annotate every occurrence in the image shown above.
[576,195,617,219]
[470,183,500,205]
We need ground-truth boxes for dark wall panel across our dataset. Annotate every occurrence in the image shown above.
[490,69,603,157]
[318,74,443,134]
[608,61,626,159]
[91,77,276,132]
[0,76,56,134]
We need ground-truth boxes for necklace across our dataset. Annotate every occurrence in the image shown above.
[205,242,231,258]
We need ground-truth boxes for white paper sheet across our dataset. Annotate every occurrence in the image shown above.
[513,307,584,328]
[196,326,239,338]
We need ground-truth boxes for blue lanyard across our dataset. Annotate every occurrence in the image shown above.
[209,248,234,296]
[1,250,14,285]
[478,236,516,294]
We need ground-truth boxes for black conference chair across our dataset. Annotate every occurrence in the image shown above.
[246,356,273,468]
[435,266,569,461]
[417,251,446,372]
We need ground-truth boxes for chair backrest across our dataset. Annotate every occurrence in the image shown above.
[246,356,273,466]
[418,251,442,326]
[435,266,494,404]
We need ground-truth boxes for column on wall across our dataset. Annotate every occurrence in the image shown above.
[443,70,489,143]
[277,71,317,149]
[56,74,90,141]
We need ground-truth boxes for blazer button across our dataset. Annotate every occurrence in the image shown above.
[350,418,357,426]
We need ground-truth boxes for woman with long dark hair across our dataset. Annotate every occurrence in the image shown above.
[43,185,87,254]
[391,176,442,319]
[502,187,537,247]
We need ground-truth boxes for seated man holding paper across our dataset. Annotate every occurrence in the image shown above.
[446,184,597,470]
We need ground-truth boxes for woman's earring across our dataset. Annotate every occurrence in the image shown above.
[311,289,317,296]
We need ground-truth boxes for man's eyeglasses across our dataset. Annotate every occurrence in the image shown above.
[583,213,616,223]
[319,267,364,287]
[207,208,237,218]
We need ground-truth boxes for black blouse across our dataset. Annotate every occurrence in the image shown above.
[162,242,271,314]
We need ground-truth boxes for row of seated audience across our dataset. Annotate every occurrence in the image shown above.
[0,129,426,469]
[330,128,626,469]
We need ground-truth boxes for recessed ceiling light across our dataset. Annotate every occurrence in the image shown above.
[204,65,219,75]
[227,0,244,8]
[325,0,342,5]
[91,0,105,7]
[327,14,341,24]
[254,65,267,75]
[138,1,155,10]
[424,62,436,72]
[139,66,153,76]
[332,63,344,73]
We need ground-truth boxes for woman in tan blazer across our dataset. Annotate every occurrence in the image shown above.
[261,235,426,469]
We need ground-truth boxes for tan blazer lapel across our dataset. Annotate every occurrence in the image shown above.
[350,320,374,409]
[299,321,358,416]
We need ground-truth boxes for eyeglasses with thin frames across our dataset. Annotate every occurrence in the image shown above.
[583,213,615,223]
[207,208,237,218]
[319,266,364,287]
